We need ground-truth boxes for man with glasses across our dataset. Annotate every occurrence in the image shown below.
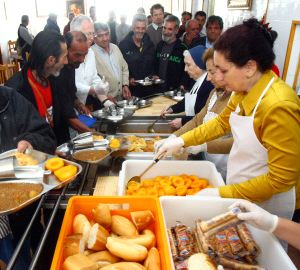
[70,15,115,111]
[92,23,131,100]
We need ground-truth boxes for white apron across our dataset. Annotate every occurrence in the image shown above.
[203,92,228,180]
[185,72,207,116]
[227,77,295,221]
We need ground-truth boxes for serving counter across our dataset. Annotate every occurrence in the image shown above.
[6,95,179,270]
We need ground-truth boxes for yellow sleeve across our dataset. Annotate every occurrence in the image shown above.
[180,93,239,146]
[219,101,300,203]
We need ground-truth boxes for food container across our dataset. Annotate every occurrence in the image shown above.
[0,157,82,215]
[51,196,172,270]
[159,196,296,270]
[164,90,184,101]
[118,160,224,195]
[72,147,112,164]
[93,108,134,122]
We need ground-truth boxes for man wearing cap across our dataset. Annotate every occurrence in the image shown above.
[161,45,214,127]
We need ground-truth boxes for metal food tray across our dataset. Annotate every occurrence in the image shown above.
[137,99,153,108]
[71,146,112,164]
[113,134,167,159]
[93,108,134,122]
[135,79,153,86]
[164,90,184,101]
[0,156,82,216]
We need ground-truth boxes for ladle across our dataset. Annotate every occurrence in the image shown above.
[147,117,160,133]
[126,152,165,188]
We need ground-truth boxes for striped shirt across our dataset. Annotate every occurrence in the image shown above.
[0,216,11,239]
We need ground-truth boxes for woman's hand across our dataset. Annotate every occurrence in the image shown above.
[169,118,182,129]
[155,137,184,158]
[229,200,279,232]
[161,106,173,118]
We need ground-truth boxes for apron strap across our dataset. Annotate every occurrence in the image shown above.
[252,77,275,116]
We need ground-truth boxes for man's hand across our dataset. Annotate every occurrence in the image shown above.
[122,85,131,100]
[17,140,33,153]
[74,99,91,115]
[169,118,182,129]
[129,78,136,86]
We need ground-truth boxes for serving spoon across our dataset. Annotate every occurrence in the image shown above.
[126,151,166,188]
[147,117,161,133]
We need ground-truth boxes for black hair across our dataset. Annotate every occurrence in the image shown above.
[150,3,164,15]
[214,18,276,72]
[206,15,223,30]
[28,31,65,79]
[194,11,206,19]
[64,31,87,49]
[181,11,192,18]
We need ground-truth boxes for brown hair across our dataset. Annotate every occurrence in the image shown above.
[202,48,214,64]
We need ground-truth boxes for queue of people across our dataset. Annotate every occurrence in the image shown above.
[1,3,299,268]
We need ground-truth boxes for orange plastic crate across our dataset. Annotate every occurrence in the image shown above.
[51,196,172,270]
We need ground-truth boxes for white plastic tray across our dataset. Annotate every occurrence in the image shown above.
[118,160,224,195]
[159,196,296,270]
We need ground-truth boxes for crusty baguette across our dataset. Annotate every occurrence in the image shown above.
[144,247,161,270]
[73,214,91,244]
[106,237,148,262]
[130,210,154,231]
[87,223,109,251]
[111,215,138,236]
[92,204,112,229]
[62,253,98,270]
[63,234,85,258]
[100,262,146,270]
[188,253,217,270]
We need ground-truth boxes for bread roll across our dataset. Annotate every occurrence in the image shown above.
[130,210,154,231]
[116,229,155,249]
[144,247,161,270]
[73,214,91,244]
[100,262,146,270]
[92,204,112,229]
[63,234,85,258]
[106,237,148,262]
[87,223,109,251]
[111,215,138,236]
[63,253,98,270]
[87,250,120,263]
[187,253,217,270]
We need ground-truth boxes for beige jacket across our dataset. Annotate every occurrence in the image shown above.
[92,43,129,98]
[174,88,233,154]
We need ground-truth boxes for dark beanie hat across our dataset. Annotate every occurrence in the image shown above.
[188,45,206,70]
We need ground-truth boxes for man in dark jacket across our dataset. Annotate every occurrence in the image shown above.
[119,14,156,98]
[155,15,188,91]
[0,86,56,269]
[198,15,223,48]
[6,31,71,145]
[17,15,34,64]
[44,13,60,33]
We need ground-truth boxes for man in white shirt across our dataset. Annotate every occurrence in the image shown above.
[70,15,114,110]
[146,3,164,47]
[92,22,131,100]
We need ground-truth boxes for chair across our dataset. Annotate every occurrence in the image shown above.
[0,64,18,85]
[8,40,22,68]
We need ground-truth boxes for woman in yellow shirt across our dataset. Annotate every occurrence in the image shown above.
[156,18,300,221]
